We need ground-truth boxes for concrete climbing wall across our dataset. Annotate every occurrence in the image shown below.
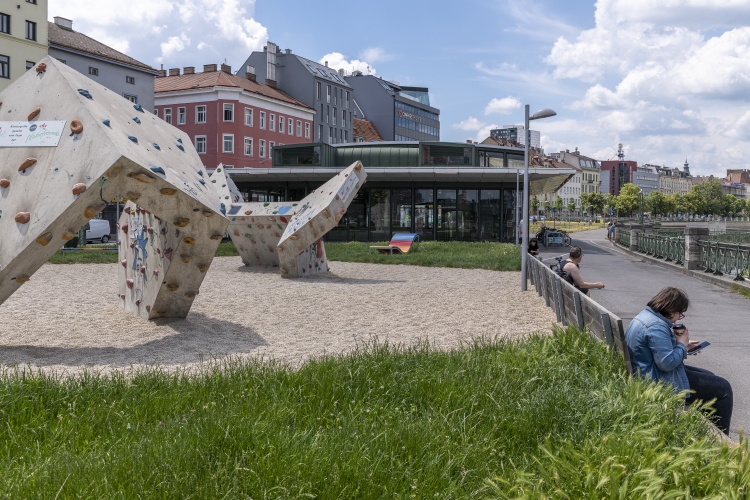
[208,164,243,208]
[0,56,228,319]
[277,161,366,278]
[225,201,293,266]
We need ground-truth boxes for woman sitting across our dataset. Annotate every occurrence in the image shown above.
[625,287,733,434]
[528,238,540,257]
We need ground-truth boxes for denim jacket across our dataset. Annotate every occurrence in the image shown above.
[625,306,689,392]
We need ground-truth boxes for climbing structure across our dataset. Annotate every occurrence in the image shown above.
[0,56,228,319]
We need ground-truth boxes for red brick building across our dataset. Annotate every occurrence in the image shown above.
[154,64,315,170]
[600,160,638,195]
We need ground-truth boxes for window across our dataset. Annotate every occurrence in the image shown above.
[297,121,302,137]
[245,108,253,126]
[88,66,99,76]
[344,130,348,142]
[163,108,172,124]
[333,108,336,126]
[223,134,234,153]
[0,55,8,79]
[25,20,36,41]
[318,124,323,142]
[317,81,321,100]
[288,118,293,135]
[269,141,275,153]
[223,103,234,122]
[346,91,350,109]
[126,76,135,84]
[326,105,329,123]
[123,94,137,103]
[329,127,333,143]
[196,105,206,124]
[334,88,337,105]
[176,107,186,124]
[244,137,253,156]
[195,136,206,154]
[259,140,266,158]
[260,111,266,129]
[269,114,275,131]
[279,116,285,134]
[327,85,331,103]
[26,61,34,70]
[305,123,310,139]
[0,14,10,35]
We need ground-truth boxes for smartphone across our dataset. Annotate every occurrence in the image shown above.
[688,341,711,355]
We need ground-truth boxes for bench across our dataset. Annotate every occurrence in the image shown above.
[369,233,420,255]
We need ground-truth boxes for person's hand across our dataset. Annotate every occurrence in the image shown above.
[674,327,690,347]
[597,282,605,289]
[687,340,701,352]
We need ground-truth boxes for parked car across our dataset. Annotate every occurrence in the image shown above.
[85,219,111,243]
[539,215,546,221]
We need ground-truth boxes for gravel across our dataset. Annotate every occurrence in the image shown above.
[0,259,557,376]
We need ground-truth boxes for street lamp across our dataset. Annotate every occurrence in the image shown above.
[521,106,557,291]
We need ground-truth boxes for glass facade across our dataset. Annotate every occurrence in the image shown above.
[369,189,391,241]
[414,189,434,241]
[457,189,478,241]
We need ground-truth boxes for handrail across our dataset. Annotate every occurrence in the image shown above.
[698,240,750,281]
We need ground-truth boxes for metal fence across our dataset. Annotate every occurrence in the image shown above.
[617,229,631,247]
[704,230,750,244]
[637,234,685,265]
[698,241,750,281]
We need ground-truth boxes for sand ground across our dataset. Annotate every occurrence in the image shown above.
[0,258,557,375]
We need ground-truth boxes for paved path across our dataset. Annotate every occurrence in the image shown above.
[535,227,750,440]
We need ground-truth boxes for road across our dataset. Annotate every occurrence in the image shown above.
[535,227,750,440]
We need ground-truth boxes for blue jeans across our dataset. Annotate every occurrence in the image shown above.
[684,365,733,435]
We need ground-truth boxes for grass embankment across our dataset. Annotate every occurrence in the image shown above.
[0,326,746,497]
[731,283,750,300]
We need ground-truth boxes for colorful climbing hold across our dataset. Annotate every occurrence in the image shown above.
[197,264,208,273]
[160,188,177,195]
[181,255,192,263]
[61,229,76,241]
[176,144,185,152]
[102,119,111,127]
[132,117,141,124]
[198,179,206,185]
[202,210,213,217]
[0,179,9,188]
[126,191,141,202]
[210,234,222,240]
[198,170,203,176]
[220,203,226,215]
[127,172,155,184]
[183,237,195,244]
[18,157,37,172]
[121,223,129,234]
[14,276,30,283]
[126,279,134,289]
[36,232,53,246]
[174,218,190,227]
[70,119,83,134]
[133,103,144,112]
[128,136,138,143]
[106,166,121,178]
[121,259,127,267]
[35,62,46,72]
[28,107,41,121]
[77,89,93,99]
[150,166,166,175]
[166,283,179,292]
[177,138,183,143]
[72,183,86,195]
[184,291,196,299]
[84,205,104,218]
[15,212,30,224]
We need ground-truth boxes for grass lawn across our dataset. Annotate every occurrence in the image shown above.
[0,326,745,497]
[529,220,608,235]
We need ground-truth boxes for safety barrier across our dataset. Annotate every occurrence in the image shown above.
[698,241,750,281]
[637,234,685,264]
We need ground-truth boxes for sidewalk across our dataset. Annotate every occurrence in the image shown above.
[535,228,750,440]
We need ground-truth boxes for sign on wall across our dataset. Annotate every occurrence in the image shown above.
[0,121,67,147]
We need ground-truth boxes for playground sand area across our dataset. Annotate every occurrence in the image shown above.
[0,259,556,375]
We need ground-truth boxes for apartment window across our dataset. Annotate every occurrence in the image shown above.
[269,141,275,153]
[123,94,137,103]
[305,123,310,139]
[269,114,275,131]
[326,105,329,124]
[244,108,253,126]
[260,111,266,129]
[327,85,331,103]
[195,136,207,154]
[126,76,135,84]
[25,20,36,41]
[297,120,302,137]
[26,61,34,70]
[344,130,348,142]
[317,81,321,100]
[342,109,348,128]
[333,108,337,126]
[259,139,266,158]
[88,66,99,76]
[318,124,323,142]
[223,134,234,153]
[163,108,172,124]
[244,137,253,156]
[223,103,234,122]
[334,88,337,106]
[346,91,350,109]
[279,116,285,134]
[0,55,8,79]
[0,14,10,35]
[329,127,333,143]
[196,105,206,124]
[177,107,186,124]
[288,118,293,135]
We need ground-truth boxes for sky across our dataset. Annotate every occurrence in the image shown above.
[48,0,750,178]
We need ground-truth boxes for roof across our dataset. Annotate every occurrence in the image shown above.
[481,136,523,148]
[48,22,158,74]
[155,71,313,110]
[290,54,352,88]
[353,118,383,142]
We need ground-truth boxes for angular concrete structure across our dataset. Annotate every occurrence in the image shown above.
[0,56,228,319]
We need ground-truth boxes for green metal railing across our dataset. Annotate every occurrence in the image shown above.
[698,241,750,281]
[704,230,750,244]
[637,233,685,265]
[617,229,631,247]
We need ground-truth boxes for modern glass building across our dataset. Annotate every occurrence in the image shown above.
[220,141,574,243]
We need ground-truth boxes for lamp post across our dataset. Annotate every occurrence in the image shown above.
[521,105,557,291]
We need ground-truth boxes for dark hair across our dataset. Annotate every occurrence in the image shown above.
[647,287,690,317]
[530,238,537,243]
[569,246,582,259]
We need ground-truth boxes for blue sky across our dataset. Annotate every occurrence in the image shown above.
[49,0,750,177]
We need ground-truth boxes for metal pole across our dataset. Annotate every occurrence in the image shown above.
[521,104,530,291]
[515,169,520,244]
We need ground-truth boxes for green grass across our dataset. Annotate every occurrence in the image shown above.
[48,242,239,264]
[325,241,521,271]
[0,326,747,497]
[731,283,750,300]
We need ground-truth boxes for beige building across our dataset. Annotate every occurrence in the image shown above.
[548,149,601,214]
[656,160,692,196]
[0,0,48,92]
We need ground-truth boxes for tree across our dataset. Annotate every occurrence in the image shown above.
[555,197,563,216]
[616,183,641,216]
[605,194,617,218]
[722,194,743,217]
[646,191,669,216]
[567,197,577,217]
[683,189,706,216]
[692,179,723,215]
[531,195,540,215]
[589,192,607,218]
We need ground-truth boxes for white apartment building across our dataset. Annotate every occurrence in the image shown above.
[548,149,601,214]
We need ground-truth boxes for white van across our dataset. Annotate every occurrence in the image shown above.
[85,219,111,243]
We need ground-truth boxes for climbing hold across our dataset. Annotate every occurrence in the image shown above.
[160,188,177,195]
[133,103,144,112]
[135,299,141,306]
[126,279,134,289]
[140,266,146,274]
[129,242,135,249]
[14,276,30,283]
[124,206,132,215]
[245,210,253,215]
[174,218,190,227]
[180,255,192,263]
[128,136,138,143]
[19,157,37,172]
[210,234,222,240]
[121,259,127,267]
[121,223,129,234]
[197,264,208,273]
[146,305,151,313]
[197,170,203,176]
[335,215,341,222]
[132,117,141,124]
[147,227,154,234]
[36,232,53,246]
[15,212,30,224]
[183,237,195,244]
[72,183,86,195]
[70,120,83,134]
[84,202,106,219]
[153,269,159,276]
[105,166,121,178]
[120,294,125,300]
[220,203,226,216]
[164,247,173,259]
[289,235,300,240]
[198,179,206,185]
[28,107,41,121]
[222,184,226,188]
[126,191,141,202]
[36,62,46,72]
[0,179,9,188]
[153,143,161,150]
[102,119,111,127]
[184,291,196,299]
[356,184,360,189]
[77,89,93,99]
[202,210,213,217]
[322,209,331,217]
[339,208,346,215]
[61,229,76,241]
[177,138,183,143]
[354,163,362,171]
[150,166,165,175]
[167,283,179,292]
[126,172,155,184]
[176,144,185,152]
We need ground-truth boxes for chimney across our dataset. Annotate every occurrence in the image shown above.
[285,48,292,54]
[245,65,256,82]
[325,61,328,67]
[168,68,180,76]
[183,66,195,75]
[265,79,277,89]
[203,64,217,73]
[157,69,167,77]
[221,63,231,74]
[53,17,72,29]
[466,139,473,144]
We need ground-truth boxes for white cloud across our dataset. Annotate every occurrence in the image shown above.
[452,117,486,131]
[484,97,521,115]
[359,47,392,64]
[473,124,500,143]
[160,33,190,61]
[319,52,376,75]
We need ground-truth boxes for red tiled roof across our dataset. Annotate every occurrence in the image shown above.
[353,118,383,142]
[48,22,158,73]
[155,71,313,110]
